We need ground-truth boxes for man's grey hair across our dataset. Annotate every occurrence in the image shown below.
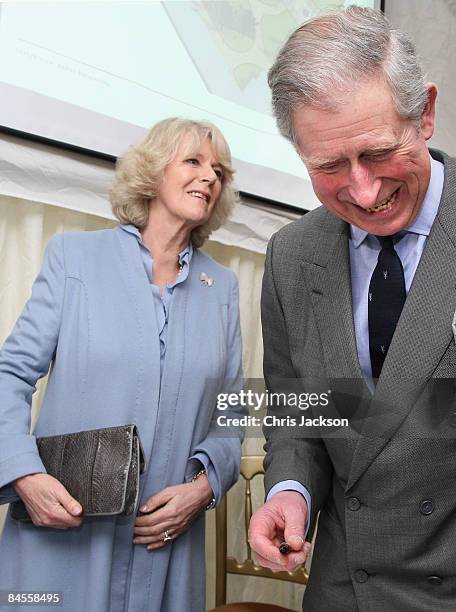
[268,6,429,145]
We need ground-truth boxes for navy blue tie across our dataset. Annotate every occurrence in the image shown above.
[368,235,406,380]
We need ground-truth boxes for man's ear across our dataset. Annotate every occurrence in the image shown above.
[420,83,437,140]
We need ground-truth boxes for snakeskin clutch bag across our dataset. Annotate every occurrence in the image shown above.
[10,424,145,521]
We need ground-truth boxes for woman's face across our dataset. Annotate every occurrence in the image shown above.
[153,135,224,229]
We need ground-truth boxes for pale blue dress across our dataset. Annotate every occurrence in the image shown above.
[0,225,244,611]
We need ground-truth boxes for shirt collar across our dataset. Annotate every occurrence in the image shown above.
[119,223,193,264]
[350,154,444,249]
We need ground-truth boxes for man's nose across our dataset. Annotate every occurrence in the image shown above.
[347,162,382,209]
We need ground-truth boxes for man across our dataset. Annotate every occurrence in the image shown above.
[249,7,456,611]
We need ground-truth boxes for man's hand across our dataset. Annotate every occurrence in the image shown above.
[248,491,312,572]
[133,476,214,550]
[13,473,83,529]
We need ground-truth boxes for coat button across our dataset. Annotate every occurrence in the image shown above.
[348,497,361,511]
[420,500,434,515]
[427,575,443,586]
[354,570,369,583]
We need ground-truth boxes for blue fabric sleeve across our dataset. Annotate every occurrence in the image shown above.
[186,452,218,501]
[0,234,65,496]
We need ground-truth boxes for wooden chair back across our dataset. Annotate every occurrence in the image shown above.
[213,455,308,608]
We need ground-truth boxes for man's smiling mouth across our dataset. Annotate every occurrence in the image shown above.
[366,189,398,213]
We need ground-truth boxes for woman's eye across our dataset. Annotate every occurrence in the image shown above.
[214,168,223,179]
[186,158,199,165]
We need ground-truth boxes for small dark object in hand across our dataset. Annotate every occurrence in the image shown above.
[279,542,290,555]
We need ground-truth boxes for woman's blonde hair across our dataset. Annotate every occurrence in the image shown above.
[110,117,237,247]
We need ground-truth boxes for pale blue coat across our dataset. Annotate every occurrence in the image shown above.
[0,226,243,612]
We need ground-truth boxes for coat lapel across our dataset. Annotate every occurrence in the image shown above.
[158,248,206,406]
[114,226,161,452]
[348,152,456,489]
[115,226,161,359]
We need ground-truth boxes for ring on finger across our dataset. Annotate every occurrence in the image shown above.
[163,530,173,543]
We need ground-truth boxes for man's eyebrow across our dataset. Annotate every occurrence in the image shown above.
[303,142,401,167]
[362,143,400,154]
[303,155,345,167]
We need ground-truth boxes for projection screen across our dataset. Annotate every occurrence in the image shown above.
[0,1,381,210]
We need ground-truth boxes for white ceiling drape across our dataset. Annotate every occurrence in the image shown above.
[0,133,300,255]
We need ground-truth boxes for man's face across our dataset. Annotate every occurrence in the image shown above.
[293,78,437,235]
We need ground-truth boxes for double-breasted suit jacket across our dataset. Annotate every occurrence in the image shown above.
[262,150,456,611]
[0,225,243,612]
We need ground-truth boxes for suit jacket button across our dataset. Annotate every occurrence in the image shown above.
[427,575,443,586]
[354,570,369,583]
[420,500,434,515]
[348,497,361,511]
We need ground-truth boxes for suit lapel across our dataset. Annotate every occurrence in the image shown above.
[302,210,364,381]
[348,152,456,489]
[301,212,370,475]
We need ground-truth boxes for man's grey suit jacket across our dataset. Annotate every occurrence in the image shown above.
[262,150,456,611]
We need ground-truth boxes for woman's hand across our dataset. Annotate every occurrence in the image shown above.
[133,475,214,550]
[13,473,83,529]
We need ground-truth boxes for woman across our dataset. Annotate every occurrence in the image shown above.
[0,118,244,611]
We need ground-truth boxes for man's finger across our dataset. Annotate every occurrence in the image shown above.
[248,508,280,556]
[257,548,308,571]
[249,533,287,566]
[286,534,305,551]
[281,551,309,572]
[253,551,287,572]
[281,495,308,550]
